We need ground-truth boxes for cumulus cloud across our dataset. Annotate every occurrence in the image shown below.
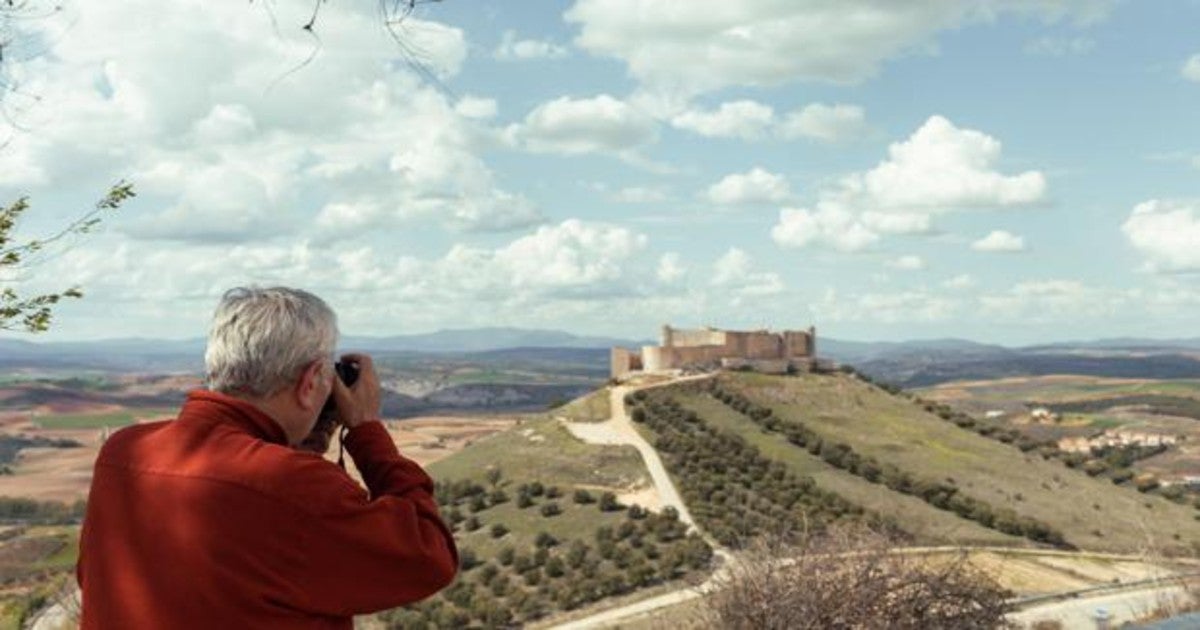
[490,219,647,291]
[706,167,792,206]
[1122,199,1200,271]
[565,0,1114,96]
[494,30,570,60]
[772,206,880,252]
[772,116,1045,251]
[711,248,784,296]
[0,1,544,238]
[510,94,658,156]
[455,96,498,119]
[671,100,775,140]
[862,116,1046,210]
[780,103,868,142]
[1183,54,1200,83]
[972,230,1026,252]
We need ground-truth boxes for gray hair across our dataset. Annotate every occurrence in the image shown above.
[204,287,339,398]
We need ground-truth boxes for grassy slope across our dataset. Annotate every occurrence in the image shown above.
[553,388,612,423]
[715,372,1200,553]
[429,415,642,490]
[428,415,649,556]
[674,393,1018,547]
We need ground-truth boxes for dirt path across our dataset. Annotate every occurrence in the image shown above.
[561,377,713,532]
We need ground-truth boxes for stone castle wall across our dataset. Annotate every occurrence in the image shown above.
[613,325,817,378]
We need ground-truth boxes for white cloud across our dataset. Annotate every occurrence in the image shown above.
[657,253,686,283]
[1121,199,1200,272]
[565,0,1114,97]
[494,30,570,60]
[886,255,925,270]
[972,230,1026,252]
[1183,54,1200,83]
[511,94,658,156]
[772,206,880,252]
[455,96,498,120]
[671,100,774,140]
[491,219,647,291]
[862,116,1046,211]
[772,115,1045,250]
[0,1,541,238]
[711,248,784,296]
[706,167,792,206]
[780,103,867,142]
[1023,36,1094,56]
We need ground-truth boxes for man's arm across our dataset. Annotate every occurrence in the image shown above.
[287,421,457,616]
[286,352,456,615]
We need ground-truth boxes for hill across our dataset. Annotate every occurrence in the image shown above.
[639,371,1200,553]
[373,370,1200,627]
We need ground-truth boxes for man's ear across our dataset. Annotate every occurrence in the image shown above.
[295,360,326,411]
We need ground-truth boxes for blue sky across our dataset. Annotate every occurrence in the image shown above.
[2,0,1199,344]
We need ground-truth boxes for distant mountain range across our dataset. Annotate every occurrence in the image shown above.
[6,329,1200,387]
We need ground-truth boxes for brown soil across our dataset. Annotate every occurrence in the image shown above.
[0,412,516,504]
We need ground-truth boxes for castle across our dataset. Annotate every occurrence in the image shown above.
[611,325,817,379]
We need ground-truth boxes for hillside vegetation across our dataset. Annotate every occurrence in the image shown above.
[645,372,1200,554]
[385,417,711,627]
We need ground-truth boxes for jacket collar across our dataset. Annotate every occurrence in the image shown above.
[180,389,290,446]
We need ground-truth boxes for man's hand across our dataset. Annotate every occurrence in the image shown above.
[330,353,382,429]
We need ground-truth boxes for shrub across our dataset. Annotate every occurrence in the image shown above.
[700,526,1010,630]
[540,502,562,517]
[598,492,622,512]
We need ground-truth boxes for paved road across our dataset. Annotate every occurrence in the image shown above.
[1009,584,1191,629]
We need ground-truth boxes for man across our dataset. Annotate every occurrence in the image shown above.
[77,287,457,628]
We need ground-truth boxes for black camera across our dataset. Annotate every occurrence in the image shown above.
[302,361,362,454]
[316,361,360,424]
[334,360,360,388]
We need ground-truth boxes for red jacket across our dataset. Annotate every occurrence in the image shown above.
[77,390,457,629]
